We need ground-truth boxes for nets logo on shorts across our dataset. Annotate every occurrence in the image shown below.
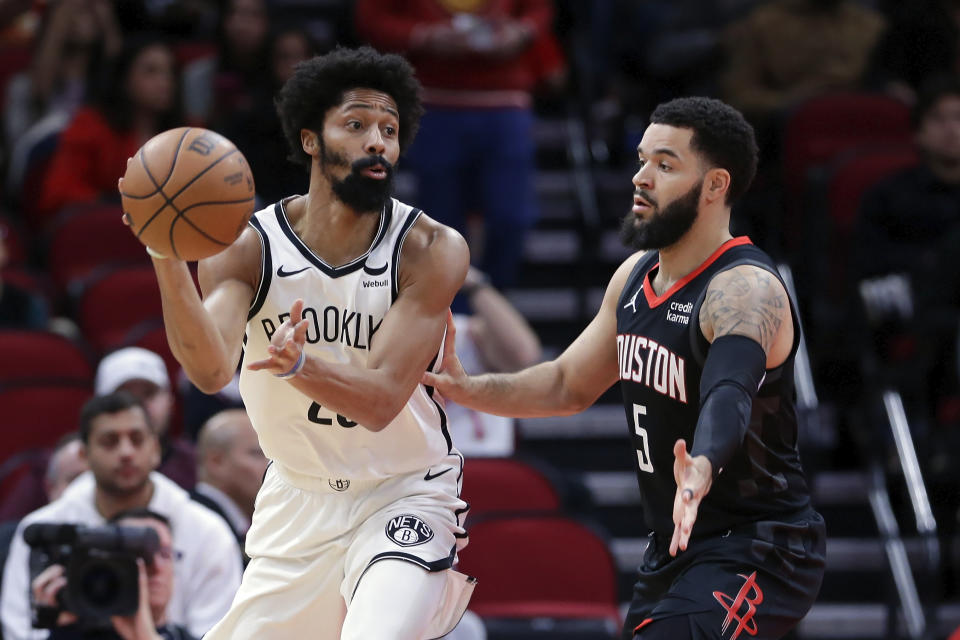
[385,514,434,547]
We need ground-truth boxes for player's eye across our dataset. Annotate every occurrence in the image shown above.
[384,125,397,136]
[637,158,646,169]
[659,162,672,172]
[347,120,362,130]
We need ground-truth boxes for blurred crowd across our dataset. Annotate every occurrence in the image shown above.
[0,0,959,634]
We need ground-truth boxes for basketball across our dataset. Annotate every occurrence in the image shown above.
[120,127,256,261]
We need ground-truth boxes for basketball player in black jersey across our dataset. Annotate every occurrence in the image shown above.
[425,96,826,640]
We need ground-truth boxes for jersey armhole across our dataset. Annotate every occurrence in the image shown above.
[247,215,272,321]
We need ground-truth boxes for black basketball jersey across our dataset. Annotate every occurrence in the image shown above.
[615,237,811,540]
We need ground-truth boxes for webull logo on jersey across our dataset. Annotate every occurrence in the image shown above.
[386,514,434,547]
[261,306,383,350]
[616,334,688,403]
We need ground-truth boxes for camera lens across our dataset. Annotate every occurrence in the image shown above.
[78,563,121,607]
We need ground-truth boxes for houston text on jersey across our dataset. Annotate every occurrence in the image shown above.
[616,333,688,403]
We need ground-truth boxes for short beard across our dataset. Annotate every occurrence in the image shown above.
[321,142,395,213]
[619,181,702,250]
[96,473,151,499]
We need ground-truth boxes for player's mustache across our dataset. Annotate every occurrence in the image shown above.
[635,189,657,208]
[351,155,394,177]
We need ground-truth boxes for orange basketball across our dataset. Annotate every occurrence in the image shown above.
[120,127,256,261]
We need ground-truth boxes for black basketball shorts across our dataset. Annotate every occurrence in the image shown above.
[622,508,826,640]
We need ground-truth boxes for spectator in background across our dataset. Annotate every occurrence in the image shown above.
[0,225,47,329]
[95,347,196,490]
[3,0,121,144]
[34,35,182,224]
[31,509,197,640]
[357,0,557,289]
[871,0,960,104]
[447,267,541,457]
[852,75,960,417]
[0,434,88,593]
[192,409,267,558]
[851,76,960,595]
[0,392,242,640]
[221,25,317,205]
[3,0,122,201]
[721,0,885,130]
[181,0,270,127]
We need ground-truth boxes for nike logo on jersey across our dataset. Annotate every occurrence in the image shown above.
[277,265,309,277]
[423,467,453,481]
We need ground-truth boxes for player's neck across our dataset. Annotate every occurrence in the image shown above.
[94,480,155,520]
[652,216,733,294]
[288,185,383,267]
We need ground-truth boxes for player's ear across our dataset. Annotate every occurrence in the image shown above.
[300,129,319,156]
[704,168,731,204]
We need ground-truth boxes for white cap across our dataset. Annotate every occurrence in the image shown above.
[95,347,170,395]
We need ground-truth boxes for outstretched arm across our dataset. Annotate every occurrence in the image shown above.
[422,253,644,418]
[670,264,794,555]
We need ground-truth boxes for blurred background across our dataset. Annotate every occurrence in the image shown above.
[0,0,958,638]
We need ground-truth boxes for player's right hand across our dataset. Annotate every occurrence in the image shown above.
[421,310,469,401]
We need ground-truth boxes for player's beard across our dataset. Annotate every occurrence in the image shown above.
[619,180,702,250]
[321,144,395,213]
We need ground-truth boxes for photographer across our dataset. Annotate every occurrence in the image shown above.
[1,393,241,640]
[30,510,195,640]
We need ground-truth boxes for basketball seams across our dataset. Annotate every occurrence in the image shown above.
[174,198,257,247]
[167,148,243,259]
[159,128,191,190]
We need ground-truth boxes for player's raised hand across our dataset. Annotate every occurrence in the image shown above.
[421,310,469,400]
[669,439,713,557]
[248,298,309,376]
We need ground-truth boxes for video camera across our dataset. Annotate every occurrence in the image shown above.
[24,522,159,629]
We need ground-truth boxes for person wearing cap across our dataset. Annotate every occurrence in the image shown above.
[1,393,242,640]
[95,347,197,489]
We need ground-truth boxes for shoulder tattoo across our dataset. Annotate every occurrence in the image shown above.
[699,267,788,354]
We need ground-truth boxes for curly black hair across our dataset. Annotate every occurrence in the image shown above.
[650,97,758,205]
[275,46,423,171]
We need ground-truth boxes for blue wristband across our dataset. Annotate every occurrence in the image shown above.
[274,349,305,379]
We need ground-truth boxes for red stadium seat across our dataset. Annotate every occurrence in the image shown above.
[0,383,92,460]
[76,266,163,354]
[0,214,30,267]
[0,330,94,384]
[457,515,621,633]
[46,204,150,292]
[461,457,562,520]
[827,147,919,235]
[782,92,913,200]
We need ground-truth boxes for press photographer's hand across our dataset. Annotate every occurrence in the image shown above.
[110,559,162,640]
[30,564,78,627]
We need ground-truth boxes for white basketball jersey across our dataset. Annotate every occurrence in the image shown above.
[238,197,455,481]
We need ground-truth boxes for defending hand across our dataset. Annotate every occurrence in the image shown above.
[421,310,469,402]
[669,439,713,557]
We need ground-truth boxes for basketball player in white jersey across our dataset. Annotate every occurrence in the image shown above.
[120,46,475,639]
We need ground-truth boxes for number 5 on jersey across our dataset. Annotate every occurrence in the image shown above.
[633,403,654,473]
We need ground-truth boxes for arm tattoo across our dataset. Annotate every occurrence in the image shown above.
[699,268,787,354]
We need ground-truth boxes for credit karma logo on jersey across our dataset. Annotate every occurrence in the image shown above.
[616,333,687,403]
[386,514,434,547]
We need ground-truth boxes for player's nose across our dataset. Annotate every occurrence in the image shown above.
[365,129,386,156]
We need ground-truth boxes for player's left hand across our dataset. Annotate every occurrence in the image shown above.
[669,439,713,557]
[247,298,309,375]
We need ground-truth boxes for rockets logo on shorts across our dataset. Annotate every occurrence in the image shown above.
[385,514,434,547]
